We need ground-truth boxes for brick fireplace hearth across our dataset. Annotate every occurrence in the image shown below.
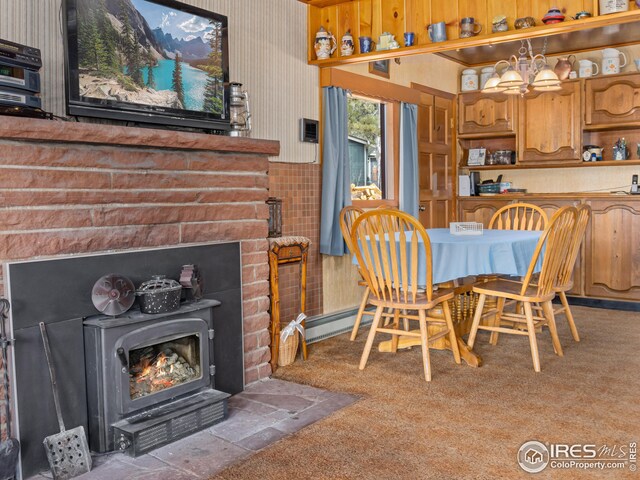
[0,117,279,477]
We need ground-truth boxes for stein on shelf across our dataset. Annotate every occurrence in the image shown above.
[314,26,336,60]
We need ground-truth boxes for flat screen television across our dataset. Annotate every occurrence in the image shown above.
[64,0,229,131]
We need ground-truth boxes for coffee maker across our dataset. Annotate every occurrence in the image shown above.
[229,82,251,137]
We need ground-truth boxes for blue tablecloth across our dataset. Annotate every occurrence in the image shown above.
[354,228,542,285]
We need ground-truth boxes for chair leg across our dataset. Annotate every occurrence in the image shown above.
[442,301,461,364]
[390,309,401,353]
[542,300,563,357]
[467,293,486,349]
[559,291,580,342]
[350,286,370,341]
[523,302,541,373]
[418,309,432,382]
[489,297,505,346]
[359,305,383,370]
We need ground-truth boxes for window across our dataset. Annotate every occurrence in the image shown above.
[347,96,392,202]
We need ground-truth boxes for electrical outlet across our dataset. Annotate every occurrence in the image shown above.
[632,174,639,194]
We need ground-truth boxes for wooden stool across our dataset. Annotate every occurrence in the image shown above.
[268,236,309,370]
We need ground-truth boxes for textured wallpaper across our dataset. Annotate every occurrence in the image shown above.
[0,0,320,163]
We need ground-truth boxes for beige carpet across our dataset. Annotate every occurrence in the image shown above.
[213,306,639,479]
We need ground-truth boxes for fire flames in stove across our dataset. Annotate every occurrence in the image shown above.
[129,337,201,400]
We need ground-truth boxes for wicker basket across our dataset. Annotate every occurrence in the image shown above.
[278,331,299,367]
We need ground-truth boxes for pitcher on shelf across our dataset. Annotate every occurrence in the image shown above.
[314,26,336,60]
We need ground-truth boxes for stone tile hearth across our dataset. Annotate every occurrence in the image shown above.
[26,379,358,480]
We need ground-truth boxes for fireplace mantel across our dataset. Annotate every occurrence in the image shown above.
[0,117,280,154]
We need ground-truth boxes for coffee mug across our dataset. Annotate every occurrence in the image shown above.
[359,36,373,53]
[578,59,599,77]
[404,32,415,47]
[427,22,447,43]
[460,17,482,38]
[602,48,627,75]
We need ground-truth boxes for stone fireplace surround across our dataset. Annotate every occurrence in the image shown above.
[0,118,279,479]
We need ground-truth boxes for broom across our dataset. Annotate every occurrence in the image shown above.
[0,299,19,480]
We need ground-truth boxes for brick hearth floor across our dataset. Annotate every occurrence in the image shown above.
[28,379,358,480]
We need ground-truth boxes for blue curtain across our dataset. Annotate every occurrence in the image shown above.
[399,102,419,218]
[320,87,351,256]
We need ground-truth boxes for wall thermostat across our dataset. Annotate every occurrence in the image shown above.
[300,118,319,143]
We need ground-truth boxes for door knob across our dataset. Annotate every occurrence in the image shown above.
[419,205,426,212]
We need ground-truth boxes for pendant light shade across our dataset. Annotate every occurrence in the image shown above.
[532,65,561,88]
[498,67,525,87]
[481,73,506,93]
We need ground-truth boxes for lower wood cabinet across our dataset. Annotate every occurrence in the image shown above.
[458,195,640,302]
[584,199,640,301]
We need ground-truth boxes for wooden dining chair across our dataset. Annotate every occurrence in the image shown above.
[339,206,371,341]
[547,204,591,341]
[467,206,578,372]
[351,209,461,381]
[489,203,548,231]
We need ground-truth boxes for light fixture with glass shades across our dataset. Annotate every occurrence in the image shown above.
[481,39,561,96]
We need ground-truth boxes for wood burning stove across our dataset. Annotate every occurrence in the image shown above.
[83,299,229,456]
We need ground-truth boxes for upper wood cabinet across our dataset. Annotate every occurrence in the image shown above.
[457,92,517,137]
[585,73,640,128]
[517,81,582,164]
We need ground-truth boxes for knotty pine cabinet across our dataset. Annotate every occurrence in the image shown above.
[585,73,640,128]
[457,92,517,137]
[584,199,640,301]
[458,195,640,302]
[517,81,582,164]
[459,74,640,168]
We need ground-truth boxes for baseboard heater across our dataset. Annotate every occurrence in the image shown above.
[304,307,373,344]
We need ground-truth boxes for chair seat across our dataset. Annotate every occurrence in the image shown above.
[473,279,555,303]
[369,288,454,310]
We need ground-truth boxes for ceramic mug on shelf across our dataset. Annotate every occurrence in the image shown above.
[427,22,447,43]
[404,32,415,47]
[601,48,627,75]
[578,59,599,77]
[359,36,374,53]
[460,17,482,38]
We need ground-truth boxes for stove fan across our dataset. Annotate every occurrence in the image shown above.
[91,274,136,316]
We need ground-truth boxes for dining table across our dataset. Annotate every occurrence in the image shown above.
[356,227,543,367]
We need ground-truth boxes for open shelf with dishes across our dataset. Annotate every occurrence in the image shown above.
[303,4,640,67]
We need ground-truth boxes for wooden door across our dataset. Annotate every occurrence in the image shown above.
[414,86,455,228]
[517,81,582,164]
[584,199,640,301]
[458,92,517,136]
[585,73,640,128]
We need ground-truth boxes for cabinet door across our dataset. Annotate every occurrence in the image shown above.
[584,199,640,301]
[458,92,517,136]
[526,198,583,296]
[457,198,510,226]
[517,81,582,164]
[585,74,640,127]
